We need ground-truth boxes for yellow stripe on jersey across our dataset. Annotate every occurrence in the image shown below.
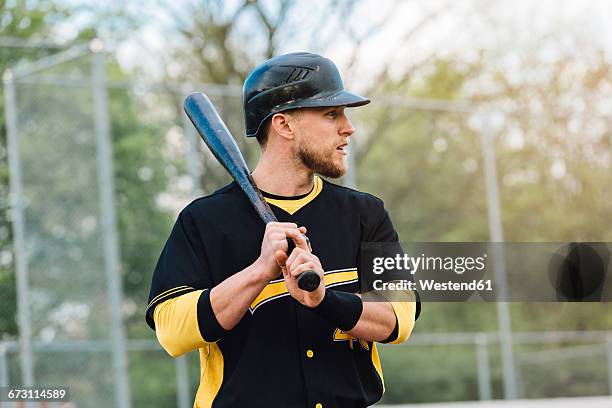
[148,285,192,308]
[194,343,224,408]
[264,175,323,214]
[250,280,288,310]
[371,343,385,393]
[250,268,358,311]
[153,290,209,357]
[323,269,358,287]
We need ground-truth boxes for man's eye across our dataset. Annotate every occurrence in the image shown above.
[327,111,337,118]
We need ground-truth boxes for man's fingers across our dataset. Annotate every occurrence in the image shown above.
[263,224,313,279]
[270,233,287,245]
[275,250,288,272]
[286,248,320,274]
[273,235,288,253]
[286,249,314,274]
[267,222,298,231]
[290,262,317,278]
[285,247,306,271]
[285,228,310,251]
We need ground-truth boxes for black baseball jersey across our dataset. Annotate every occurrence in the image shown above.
[146,176,420,408]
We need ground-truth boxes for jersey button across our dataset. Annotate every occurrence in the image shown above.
[306,349,314,358]
[315,403,323,408]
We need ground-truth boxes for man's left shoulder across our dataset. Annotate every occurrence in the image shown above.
[321,178,386,211]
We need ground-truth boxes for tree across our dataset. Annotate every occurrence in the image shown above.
[0,0,84,338]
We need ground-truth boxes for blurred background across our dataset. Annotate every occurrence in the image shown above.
[1,0,612,407]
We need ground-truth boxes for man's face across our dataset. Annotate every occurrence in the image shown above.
[291,106,355,178]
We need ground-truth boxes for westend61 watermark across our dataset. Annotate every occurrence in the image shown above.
[372,277,493,292]
[360,242,612,302]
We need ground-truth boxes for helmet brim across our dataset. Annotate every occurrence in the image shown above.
[294,90,370,109]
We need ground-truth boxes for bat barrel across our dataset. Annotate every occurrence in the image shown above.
[184,92,274,224]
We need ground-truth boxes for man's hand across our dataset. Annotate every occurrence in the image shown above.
[255,222,307,281]
[279,232,326,308]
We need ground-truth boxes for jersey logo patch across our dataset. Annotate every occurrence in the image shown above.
[249,268,359,313]
[333,328,369,350]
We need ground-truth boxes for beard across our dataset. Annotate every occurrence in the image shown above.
[296,138,346,178]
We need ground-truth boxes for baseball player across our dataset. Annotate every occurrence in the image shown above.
[146,52,420,408]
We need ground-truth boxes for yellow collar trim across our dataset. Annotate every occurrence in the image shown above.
[264,176,323,215]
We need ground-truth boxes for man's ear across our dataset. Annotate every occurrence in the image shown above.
[270,112,295,141]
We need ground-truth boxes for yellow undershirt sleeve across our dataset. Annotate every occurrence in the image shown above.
[153,290,207,357]
[387,290,417,344]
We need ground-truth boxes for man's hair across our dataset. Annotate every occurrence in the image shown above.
[255,109,303,149]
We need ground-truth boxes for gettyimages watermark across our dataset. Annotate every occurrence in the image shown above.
[359,242,612,302]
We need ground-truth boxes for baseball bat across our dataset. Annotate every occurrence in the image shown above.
[183,92,321,292]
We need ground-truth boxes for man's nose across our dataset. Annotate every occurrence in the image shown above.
[339,115,355,137]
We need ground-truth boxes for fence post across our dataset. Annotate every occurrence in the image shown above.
[91,41,132,408]
[480,114,516,399]
[175,354,191,408]
[475,333,492,400]
[606,332,612,395]
[0,342,8,387]
[3,69,35,389]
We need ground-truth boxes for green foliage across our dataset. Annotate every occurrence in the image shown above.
[379,345,484,403]
[0,0,73,339]
[517,345,609,398]
[107,84,177,332]
[129,351,178,407]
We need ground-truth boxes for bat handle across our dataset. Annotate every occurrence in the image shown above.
[286,235,321,292]
[297,270,321,292]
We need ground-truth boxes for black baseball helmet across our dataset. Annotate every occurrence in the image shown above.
[243,52,370,137]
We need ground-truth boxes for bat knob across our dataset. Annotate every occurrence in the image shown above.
[298,270,320,292]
